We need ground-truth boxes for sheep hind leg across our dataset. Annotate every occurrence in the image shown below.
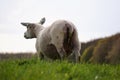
[72,50,80,63]
[57,47,66,60]
[70,32,81,63]
[51,32,67,60]
[67,49,80,63]
[51,41,66,60]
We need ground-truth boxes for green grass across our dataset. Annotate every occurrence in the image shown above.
[0,59,120,80]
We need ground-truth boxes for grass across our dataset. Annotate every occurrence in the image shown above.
[0,58,120,80]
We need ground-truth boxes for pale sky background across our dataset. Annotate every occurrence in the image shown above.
[0,0,120,52]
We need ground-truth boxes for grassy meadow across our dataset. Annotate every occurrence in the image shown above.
[0,33,120,80]
[0,58,120,80]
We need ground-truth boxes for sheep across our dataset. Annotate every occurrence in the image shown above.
[21,17,81,62]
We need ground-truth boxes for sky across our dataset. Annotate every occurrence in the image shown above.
[0,0,120,52]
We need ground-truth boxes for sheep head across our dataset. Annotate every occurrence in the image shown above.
[21,17,46,39]
[21,22,36,39]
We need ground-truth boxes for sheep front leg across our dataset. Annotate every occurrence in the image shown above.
[39,52,44,60]
[37,52,44,60]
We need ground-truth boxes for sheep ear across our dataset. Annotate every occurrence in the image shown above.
[39,17,46,25]
[21,22,30,26]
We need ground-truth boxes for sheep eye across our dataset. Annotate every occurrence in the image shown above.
[29,27,32,29]
[26,26,31,29]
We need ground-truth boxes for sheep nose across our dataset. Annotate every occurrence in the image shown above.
[24,33,27,38]
[24,35,29,39]
[24,35,26,38]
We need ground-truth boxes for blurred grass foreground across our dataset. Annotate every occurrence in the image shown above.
[0,58,120,80]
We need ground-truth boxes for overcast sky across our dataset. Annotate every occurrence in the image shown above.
[0,0,120,52]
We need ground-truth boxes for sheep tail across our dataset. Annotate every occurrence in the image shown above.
[63,23,74,55]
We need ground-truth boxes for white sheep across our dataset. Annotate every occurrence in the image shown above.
[21,17,81,62]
